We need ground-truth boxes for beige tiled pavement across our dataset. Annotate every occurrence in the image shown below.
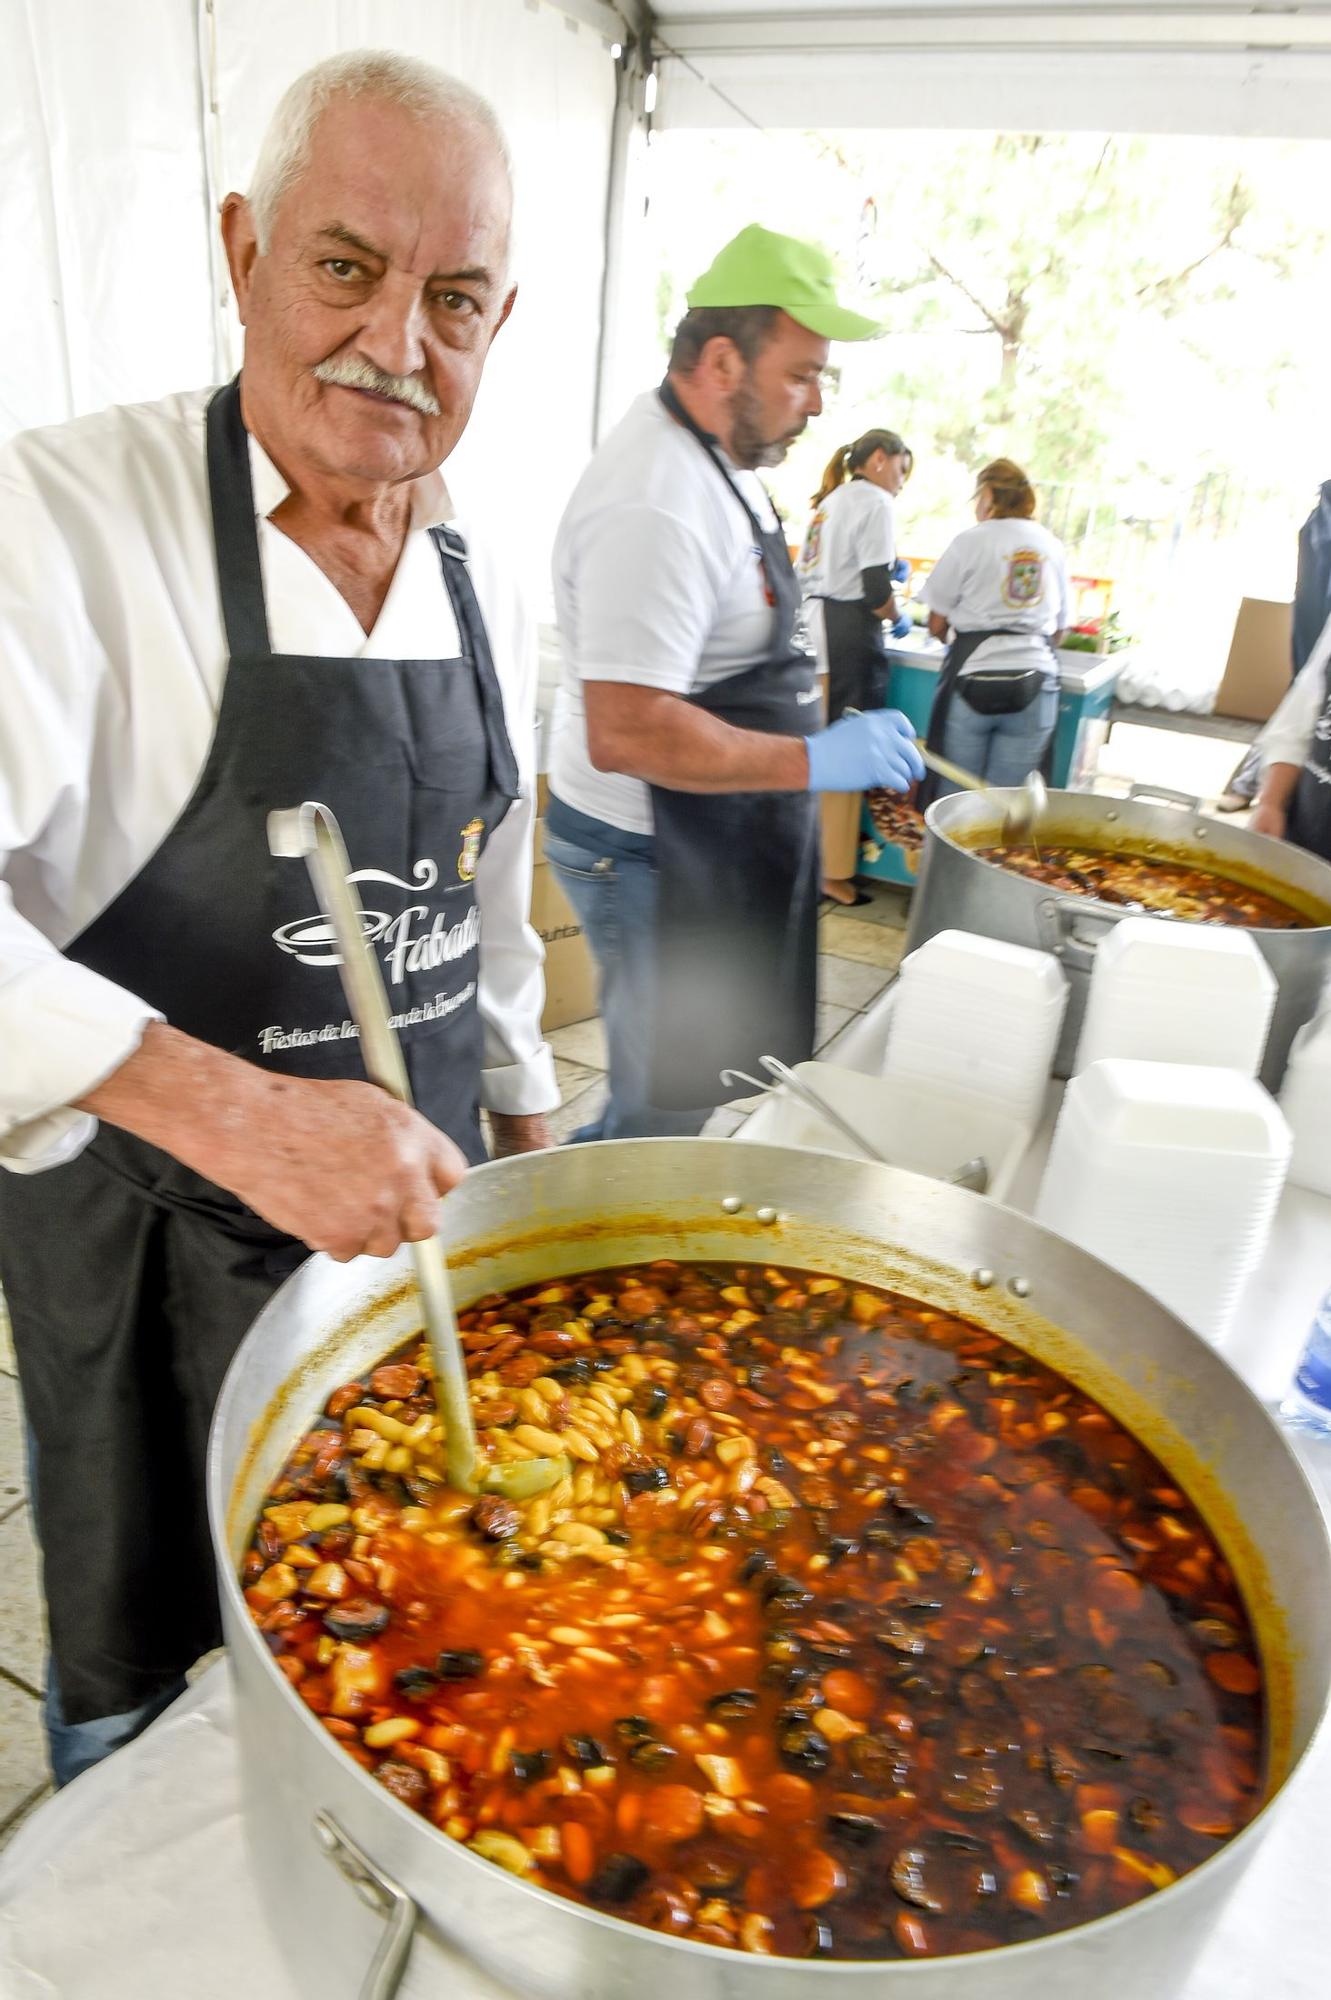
[0,881,904,1851]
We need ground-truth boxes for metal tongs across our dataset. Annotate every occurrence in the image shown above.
[720,1054,989,1193]
[268,802,565,1501]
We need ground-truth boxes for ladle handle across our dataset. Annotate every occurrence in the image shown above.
[916,744,986,794]
[267,801,478,1492]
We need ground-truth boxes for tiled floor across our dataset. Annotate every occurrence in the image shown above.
[0,881,908,1850]
[545,882,908,1139]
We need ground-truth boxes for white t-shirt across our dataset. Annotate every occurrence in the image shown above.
[549,390,780,835]
[798,478,896,603]
[1258,610,1331,770]
[922,517,1071,674]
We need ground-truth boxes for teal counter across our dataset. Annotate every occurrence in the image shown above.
[858,641,1122,887]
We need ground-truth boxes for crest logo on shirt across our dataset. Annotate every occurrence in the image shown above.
[457,817,484,882]
[799,511,826,577]
[1002,550,1044,608]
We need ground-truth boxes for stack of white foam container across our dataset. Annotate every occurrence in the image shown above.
[1073,918,1277,1076]
[1278,1010,1331,1196]
[884,930,1068,1131]
[1035,1059,1291,1346]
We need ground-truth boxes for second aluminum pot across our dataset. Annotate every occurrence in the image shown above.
[904,784,1331,1087]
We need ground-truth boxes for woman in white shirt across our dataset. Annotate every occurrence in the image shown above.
[799,428,913,900]
[800,427,913,715]
[921,458,1071,796]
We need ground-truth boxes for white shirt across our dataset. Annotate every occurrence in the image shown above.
[922,517,1071,674]
[798,477,896,603]
[1258,610,1331,769]
[549,390,780,834]
[0,387,557,1173]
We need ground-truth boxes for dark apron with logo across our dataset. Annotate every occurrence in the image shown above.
[647,382,821,1110]
[919,627,1057,810]
[1285,659,1331,862]
[0,377,518,1722]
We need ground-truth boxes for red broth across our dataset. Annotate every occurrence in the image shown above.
[973,843,1313,928]
[244,1261,1265,1961]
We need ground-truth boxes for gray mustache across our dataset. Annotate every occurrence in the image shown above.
[313,355,442,418]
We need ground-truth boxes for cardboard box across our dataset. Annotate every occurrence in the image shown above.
[1214,598,1293,722]
[820,788,861,880]
[814,671,861,879]
[531,818,599,1032]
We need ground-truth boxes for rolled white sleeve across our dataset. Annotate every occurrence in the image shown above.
[467,552,558,1117]
[920,543,961,622]
[853,490,895,572]
[1258,623,1330,771]
[1053,548,1073,633]
[0,469,161,1172]
[568,505,722,692]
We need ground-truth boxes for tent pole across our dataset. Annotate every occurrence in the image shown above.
[592,16,653,448]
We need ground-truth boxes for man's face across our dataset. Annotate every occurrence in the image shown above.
[729,313,829,470]
[223,95,515,489]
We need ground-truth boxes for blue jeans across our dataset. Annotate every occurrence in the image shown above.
[44,1664,186,1788]
[25,1421,186,1786]
[940,681,1059,790]
[544,797,711,1141]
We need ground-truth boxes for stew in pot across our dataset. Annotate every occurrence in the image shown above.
[243,1260,1265,1961]
[972,842,1314,928]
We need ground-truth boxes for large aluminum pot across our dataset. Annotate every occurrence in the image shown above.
[209,1139,1331,2000]
[905,785,1331,1088]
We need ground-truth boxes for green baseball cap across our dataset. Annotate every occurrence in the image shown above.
[686,223,881,341]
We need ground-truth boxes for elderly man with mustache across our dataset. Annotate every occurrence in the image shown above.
[0,50,557,1782]
[546,227,925,1140]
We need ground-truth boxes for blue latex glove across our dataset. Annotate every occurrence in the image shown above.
[890,557,911,584]
[806,709,925,794]
[889,612,914,640]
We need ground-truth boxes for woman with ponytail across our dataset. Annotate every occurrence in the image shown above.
[919,457,1071,798]
[798,429,914,902]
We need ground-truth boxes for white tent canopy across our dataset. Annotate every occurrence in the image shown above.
[651,2,1331,137]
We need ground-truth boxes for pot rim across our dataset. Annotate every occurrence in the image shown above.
[208,1140,1331,1981]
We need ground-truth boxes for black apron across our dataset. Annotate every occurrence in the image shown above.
[1285,658,1331,861]
[919,627,1057,810]
[0,377,518,1722]
[647,381,821,1110]
[821,596,888,719]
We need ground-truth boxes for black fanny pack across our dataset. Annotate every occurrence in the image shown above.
[960,666,1046,715]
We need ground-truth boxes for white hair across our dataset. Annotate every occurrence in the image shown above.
[248,49,511,252]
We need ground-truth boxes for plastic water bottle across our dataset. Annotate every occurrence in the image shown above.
[1280,1287,1331,1434]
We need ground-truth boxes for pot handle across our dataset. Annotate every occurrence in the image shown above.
[1038,895,1125,973]
[1125,781,1203,811]
[314,1809,417,2000]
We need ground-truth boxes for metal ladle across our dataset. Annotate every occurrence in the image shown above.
[267,802,566,1502]
[918,749,1048,843]
[844,706,1048,842]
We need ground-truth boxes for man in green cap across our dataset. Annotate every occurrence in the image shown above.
[546,225,924,1137]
